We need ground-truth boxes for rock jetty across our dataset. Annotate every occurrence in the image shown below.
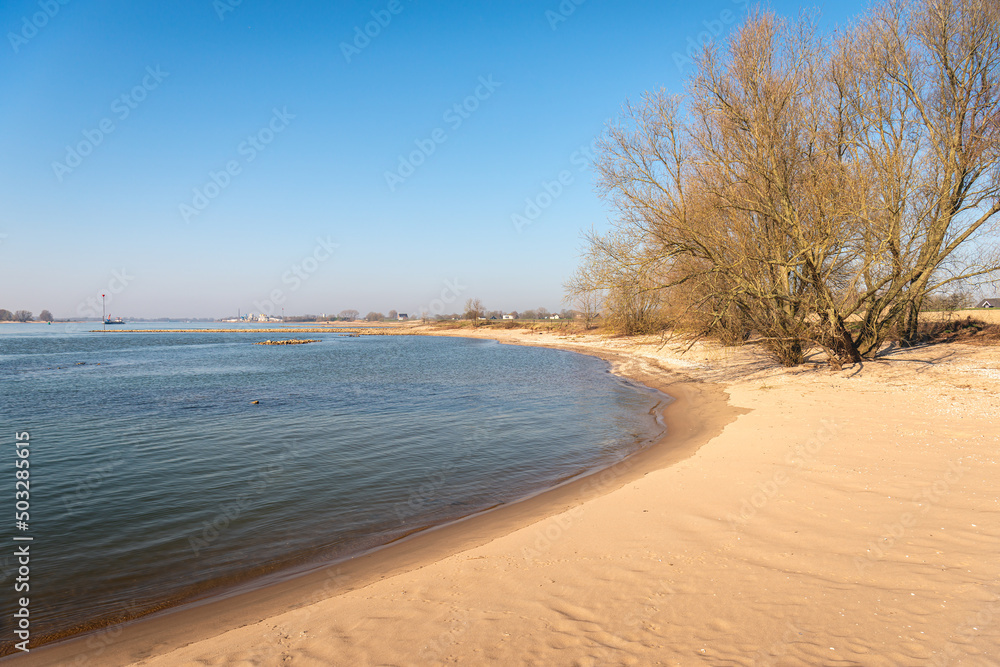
[254,339,320,346]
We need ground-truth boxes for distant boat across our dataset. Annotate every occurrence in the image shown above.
[104,316,124,325]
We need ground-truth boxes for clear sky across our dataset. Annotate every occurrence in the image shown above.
[0,0,866,319]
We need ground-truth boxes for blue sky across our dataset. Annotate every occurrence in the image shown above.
[0,0,866,319]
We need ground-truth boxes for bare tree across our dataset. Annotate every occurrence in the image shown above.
[584,0,1000,365]
[364,311,384,322]
[566,257,603,330]
[842,0,1000,352]
[566,227,664,335]
[464,298,485,325]
[388,309,398,320]
[338,309,359,321]
[13,310,33,322]
[38,310,53,322]
[924,291,973,311]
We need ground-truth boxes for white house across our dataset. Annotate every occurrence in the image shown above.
[502,314,515,320]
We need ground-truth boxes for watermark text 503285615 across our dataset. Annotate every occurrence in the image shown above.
[13,431,33,653]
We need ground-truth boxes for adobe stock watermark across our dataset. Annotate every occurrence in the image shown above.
[672,0,749,75]
[52,66,169,182]
[302,566,350,610]
[384,75,502,192]
[417,277,467,320]
[585,572,672,665]
[61,446,135,517]
[65,268,135,333]
[854,457,966,574]
[213,0,243,21]
[522,456,636,562]
[392,413,483,524]
[521,505,585,562]
[750,622,806,666]
[188,439,301,556]
[179,107,295,223]
[252,235,339,318]
[340,0,412,63]
[250,566,351,664]
[7,0,70,54]
[930,596,1000,666]
[726,419,839,530]
[65,600,145,666]
[545,0,585,30]
[511,138,598,233]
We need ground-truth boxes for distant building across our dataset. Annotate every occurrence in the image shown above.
[503,313,515,320]
[549,314,561,320]
[397,313,408,320]
[979,298,1000,308]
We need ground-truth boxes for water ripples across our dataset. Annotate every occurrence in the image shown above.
[0,325,665,648]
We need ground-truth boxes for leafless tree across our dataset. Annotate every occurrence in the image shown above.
[841,0,1000,353]
[464,298,485,325]
[579,0,1000,365]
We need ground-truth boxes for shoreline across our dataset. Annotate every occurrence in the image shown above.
[13,331,738,665]
[13,328,1000,664]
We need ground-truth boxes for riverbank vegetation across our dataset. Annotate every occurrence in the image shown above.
[567,0,1000,366]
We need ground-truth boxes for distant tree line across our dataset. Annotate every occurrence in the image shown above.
[283,309,411,323]
[422,299,579,326]
[0,309,52,322]
[271,305,594,324]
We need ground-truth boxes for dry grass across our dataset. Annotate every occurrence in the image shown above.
[425,310,1000,355]
[426,320,599,335]
[922,308,1000,324]
[915,316,1000,345]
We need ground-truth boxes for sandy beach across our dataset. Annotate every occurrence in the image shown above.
[19,327,1000,666]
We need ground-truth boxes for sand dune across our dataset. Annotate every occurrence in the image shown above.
[23,330,1000,666]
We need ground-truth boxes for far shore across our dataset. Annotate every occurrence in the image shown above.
[13,325,1000,665]
[0,306,997,328]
